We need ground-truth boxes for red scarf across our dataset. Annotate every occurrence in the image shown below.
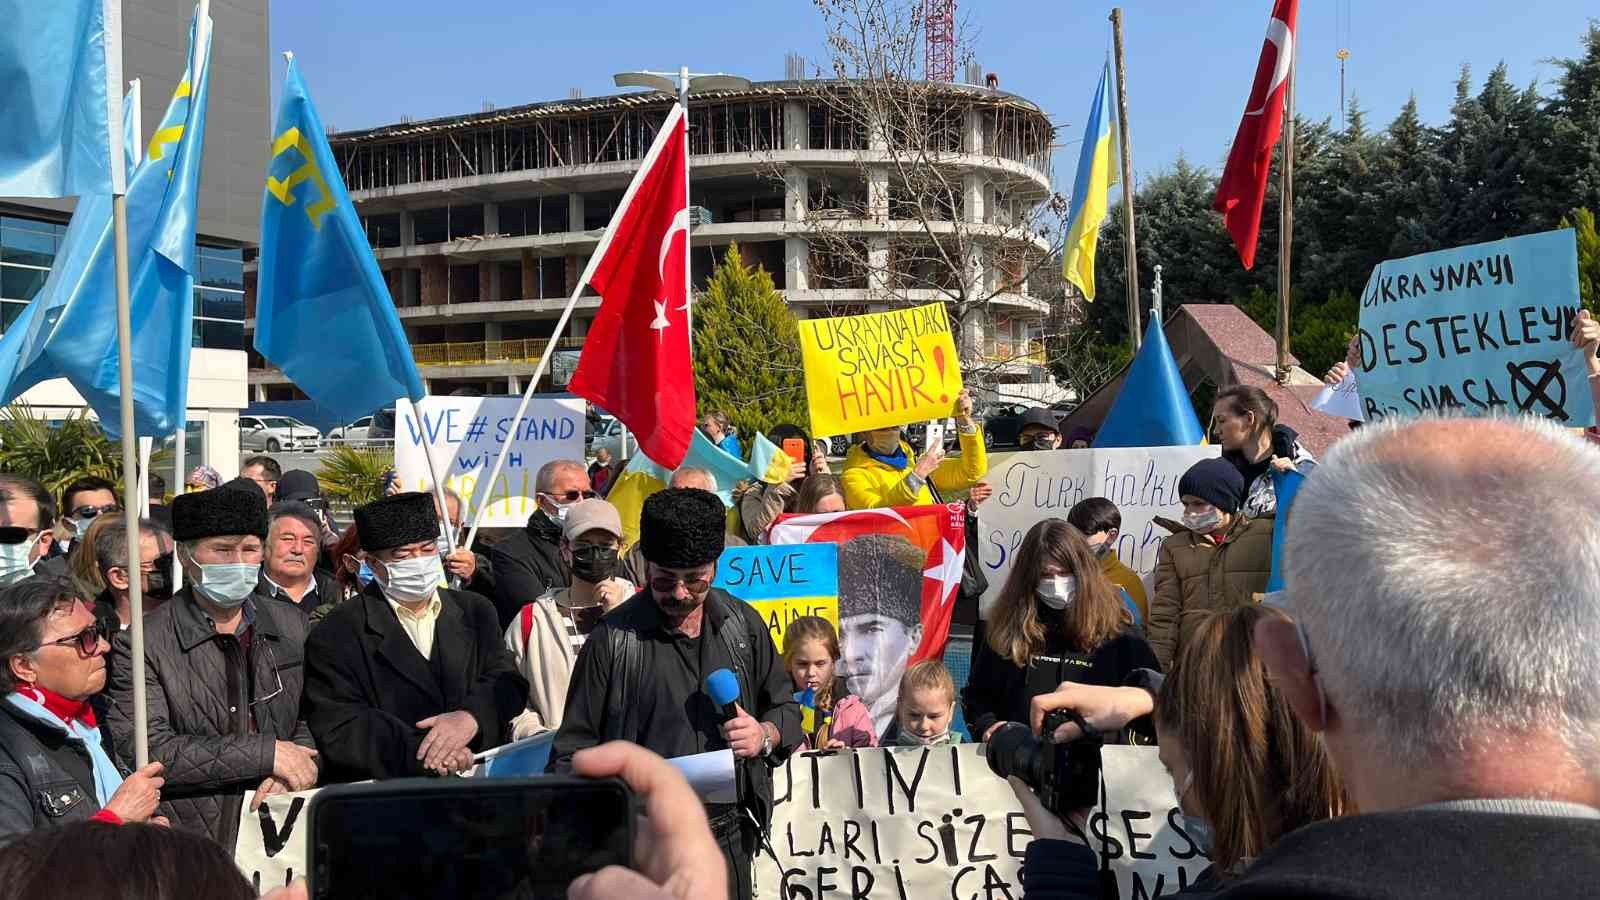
[18,683,97,728]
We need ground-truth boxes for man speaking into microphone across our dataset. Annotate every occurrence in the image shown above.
[551,488,799,899]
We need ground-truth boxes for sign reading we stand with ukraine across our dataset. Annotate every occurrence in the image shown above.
[713,543,839,647]
[798,302,962,437]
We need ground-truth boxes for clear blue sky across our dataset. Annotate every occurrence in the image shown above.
[268,0,1596,188]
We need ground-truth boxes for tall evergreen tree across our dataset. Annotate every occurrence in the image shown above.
[691,244,808,445]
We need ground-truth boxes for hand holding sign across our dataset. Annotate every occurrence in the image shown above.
[1571,309,1600,359]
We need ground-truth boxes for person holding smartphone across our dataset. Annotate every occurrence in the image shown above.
[302,492,527,782]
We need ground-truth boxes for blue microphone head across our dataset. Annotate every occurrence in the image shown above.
[706,668,740,707]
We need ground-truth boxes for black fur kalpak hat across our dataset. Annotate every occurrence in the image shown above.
[639,488,726,569]
[171,480,268,542]
[355,491,439,553]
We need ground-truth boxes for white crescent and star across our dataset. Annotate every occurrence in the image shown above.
[1244,17,1293,118]
[650,208,693,341]
[923,538,964,607]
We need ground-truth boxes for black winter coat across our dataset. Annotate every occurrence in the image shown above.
[105,588,313,852]
[488,512,568,628]
[962,625,1158,740]
[300,586,527,783]
[0,702,124,845]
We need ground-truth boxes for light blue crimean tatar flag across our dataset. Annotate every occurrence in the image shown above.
[0,0,124,198]
[0,8,210,438]
[253,57,425,420]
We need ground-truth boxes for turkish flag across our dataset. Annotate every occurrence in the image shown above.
[569,105,696,468]
[768,504,967,667]
[1214,0,1298,270]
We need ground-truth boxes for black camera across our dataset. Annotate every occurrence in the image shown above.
[985,710,1103,816]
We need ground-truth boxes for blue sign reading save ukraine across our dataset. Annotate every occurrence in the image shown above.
[1356,229,1594,426]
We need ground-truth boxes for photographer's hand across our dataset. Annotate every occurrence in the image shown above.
[1006,776,1090,843]
[1029,684,1155,743]
[568,741,726,900]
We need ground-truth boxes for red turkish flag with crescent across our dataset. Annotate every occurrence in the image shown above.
[1214,0,1299,270]
[569,105,696,468]
[768,504,967,666]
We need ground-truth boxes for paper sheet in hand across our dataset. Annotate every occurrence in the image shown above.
[669,748,736,804]
[1311,372,1364,420]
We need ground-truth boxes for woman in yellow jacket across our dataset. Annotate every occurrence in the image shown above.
[841,390,987,509]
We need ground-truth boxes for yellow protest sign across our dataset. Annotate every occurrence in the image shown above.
[713,544,839,649]
[798,302,963,437]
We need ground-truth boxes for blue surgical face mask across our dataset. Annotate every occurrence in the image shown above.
[1177,773,1215,856]
[192,562,260,608]
[0,533,41,585]
[357,560,375,587]
[69,517,93,539]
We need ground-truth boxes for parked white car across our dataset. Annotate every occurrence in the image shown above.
[239,415,321,453]
[588,416,626,460]
[327,416,379,447]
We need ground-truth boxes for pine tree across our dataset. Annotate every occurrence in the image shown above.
[1560,207,1600,314]
[691,244,808,448]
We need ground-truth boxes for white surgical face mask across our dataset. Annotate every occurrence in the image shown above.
[0,533,41,585]
[192,562,260,608]
[898,727,950,746]
[375,555,443,603]
[1182,508,1222,533]
[1036,575,1076,610]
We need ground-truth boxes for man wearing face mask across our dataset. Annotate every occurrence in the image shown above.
[302,492,526,783]
[56,476,120,560]
[551,488,800,900]
[104,478,319,852]
[1067,498,1149,624]
[840,389,987,510]
[90,518,173,631]
[503,499,634,740]
[1147,458,1271,671]
[1016,408,1064,452]
[489,459,594,629]
[0,475,60,583]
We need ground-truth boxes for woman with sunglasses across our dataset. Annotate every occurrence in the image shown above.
[0,578,166,844]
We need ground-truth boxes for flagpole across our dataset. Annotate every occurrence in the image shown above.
[1109,8,1141,352]
[463,103,688,549]
[1275,34,1296,385]
[680,66,693,340]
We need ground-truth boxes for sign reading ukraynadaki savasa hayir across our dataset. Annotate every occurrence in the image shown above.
[798,302,962,437]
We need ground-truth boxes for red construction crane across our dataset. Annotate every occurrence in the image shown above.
[924,0,956,83]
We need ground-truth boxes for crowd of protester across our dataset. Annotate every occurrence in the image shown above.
[0,321,1597,900]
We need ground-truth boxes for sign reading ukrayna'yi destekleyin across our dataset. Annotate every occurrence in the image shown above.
[1356,228,1594,427]
[799,302,963,438]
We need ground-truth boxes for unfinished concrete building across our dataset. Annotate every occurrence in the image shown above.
[242,79,1059,402]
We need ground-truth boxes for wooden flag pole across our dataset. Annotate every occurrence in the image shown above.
[1275,40,1297,385]
[1110,8,1141,352]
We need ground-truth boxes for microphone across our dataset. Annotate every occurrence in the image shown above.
[706,668,741,723]
[705,668,747,814]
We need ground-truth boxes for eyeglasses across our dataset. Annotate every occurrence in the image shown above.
[41,621,108,656]
[69,504,120,521]
[541,490,597,504]
[250,641,285,708]
[649,573,713,594]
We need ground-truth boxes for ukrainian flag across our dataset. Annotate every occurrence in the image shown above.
[609,430,790,546]
[1062,61,1119,301]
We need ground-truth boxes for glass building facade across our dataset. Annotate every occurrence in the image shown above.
[0,214,245,350]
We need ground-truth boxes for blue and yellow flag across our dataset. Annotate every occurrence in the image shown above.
[798,686,817,735]
[254,57,425,421]
[609,430,790,546]
[0,8,210,437]
[1062,61,1119,301]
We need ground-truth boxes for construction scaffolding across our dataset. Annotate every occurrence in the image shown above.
[332,82,1054,194]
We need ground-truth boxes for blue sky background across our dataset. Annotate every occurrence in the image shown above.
[268,1,1596,190]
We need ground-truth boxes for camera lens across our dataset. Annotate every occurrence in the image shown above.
[984,722,1046,791]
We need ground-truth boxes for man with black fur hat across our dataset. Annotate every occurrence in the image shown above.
[551,488,800,900]
[302,492,525,782]
[105,478,319,853]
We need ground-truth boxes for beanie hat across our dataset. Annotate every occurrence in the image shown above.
[355,492,439,553]
[1178,458,1248,515]
[172,480,268,542]
[639,488,726,570]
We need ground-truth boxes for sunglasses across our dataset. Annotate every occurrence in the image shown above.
[69,504,121,521]
[649,574,713,594]
[541,490,598,504]
[42,621,108,656]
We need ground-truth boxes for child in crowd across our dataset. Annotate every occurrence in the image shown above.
[884,660,964,747]
[782,616,877,749]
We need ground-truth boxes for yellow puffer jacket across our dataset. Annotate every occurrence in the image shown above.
[841,427,987,509]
